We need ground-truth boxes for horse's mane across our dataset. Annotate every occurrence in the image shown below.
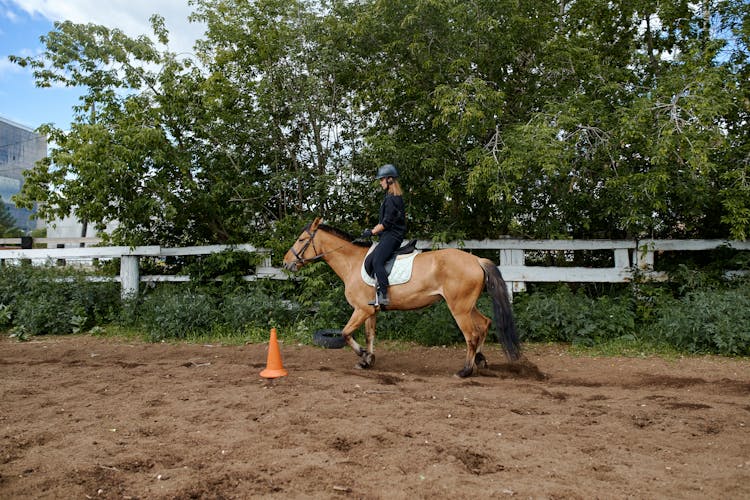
[317,224,371,247]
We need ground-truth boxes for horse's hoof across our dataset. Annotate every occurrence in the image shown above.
[357,352,375,369]
[456,365,475,378]
[475,352,488,369]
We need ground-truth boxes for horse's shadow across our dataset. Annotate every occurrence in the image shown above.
[480,357,547,381]
[340,355,547,382]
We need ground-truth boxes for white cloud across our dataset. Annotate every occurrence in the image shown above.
[7,0,204,54]
[2,6,19,23]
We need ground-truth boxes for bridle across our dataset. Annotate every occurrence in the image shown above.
[289,225,358,266]
[289,226,323,266]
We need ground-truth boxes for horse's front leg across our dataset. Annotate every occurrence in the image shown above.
[359,315,377,369]
[341,308,375,369]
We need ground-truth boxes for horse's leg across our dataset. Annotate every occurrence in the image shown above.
[447,299,490,377]
[472,307,491,369]
[360,315,377,368]
[346,315,377,370]
[341,308,375,369]
[448,307,482,377]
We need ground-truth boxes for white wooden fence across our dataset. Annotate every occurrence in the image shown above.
[416,238,750,293]
[0,240,283,298]
[1,237,748,299]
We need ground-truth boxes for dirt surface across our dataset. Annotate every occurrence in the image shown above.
[1,335,749,499]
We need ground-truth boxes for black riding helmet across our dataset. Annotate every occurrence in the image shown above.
[376,164,399,179]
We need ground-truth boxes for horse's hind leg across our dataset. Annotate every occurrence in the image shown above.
[473,308,491,369]
[451,307,490,378]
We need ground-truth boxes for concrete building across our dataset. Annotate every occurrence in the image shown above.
[0,116,47,233]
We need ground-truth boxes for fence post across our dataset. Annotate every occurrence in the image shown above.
[56,244,66,266]
[120,255,140,299]
[20,236,33,266]
[614,248,630,269]
[635,241,655,270]
[499,248,526,293]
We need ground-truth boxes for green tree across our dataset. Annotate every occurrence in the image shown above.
[11,18,203,245]
[190,0,368,229]
[10,0,750,245]
[348,0,749,240]
[0,203,20,237]
[13,2,370,246]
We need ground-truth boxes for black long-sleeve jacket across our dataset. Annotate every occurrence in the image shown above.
[379,194,406,240]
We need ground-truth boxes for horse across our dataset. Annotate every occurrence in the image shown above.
[283,217,521,377]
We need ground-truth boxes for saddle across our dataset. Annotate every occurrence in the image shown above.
[361,240,420,287]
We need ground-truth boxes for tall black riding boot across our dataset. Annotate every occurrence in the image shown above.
[377,286,390,306]
[368,286,390,307]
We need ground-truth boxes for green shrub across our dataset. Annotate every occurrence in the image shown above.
[221,285,302,331]
[0,267,120,335]
[16,286,75,335]
[514,285,635,346]
[3,261,748,357]
[184,250,265,284]
[0,266,38,323]
[647,284,750,355]
[136,286,217,342]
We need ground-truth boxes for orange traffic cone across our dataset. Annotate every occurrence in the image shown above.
[260,327,288,378]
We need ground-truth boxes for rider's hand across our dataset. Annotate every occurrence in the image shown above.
[361,228,373,239]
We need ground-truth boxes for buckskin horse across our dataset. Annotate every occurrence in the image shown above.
[283,217,521,377]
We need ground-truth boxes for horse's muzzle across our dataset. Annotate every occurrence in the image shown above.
[283,261,300,272]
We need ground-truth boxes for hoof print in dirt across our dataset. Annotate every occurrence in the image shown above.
[312,329,347,349]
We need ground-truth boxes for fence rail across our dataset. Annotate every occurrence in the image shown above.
[1,237,748,298]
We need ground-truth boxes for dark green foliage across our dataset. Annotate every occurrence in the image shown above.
[646,283,750,355]
[12,1,750,245]
[117,280,304,342]
[514,286,636,346]
[289,261,352,331]
[183,250,265,284]
[2,265,749,357]
[0,203,20,237]
[16,289,76,336]
[135,286,217,342]
[0,266,120,335]
[220,284,302,332]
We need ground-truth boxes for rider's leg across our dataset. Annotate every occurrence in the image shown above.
[368,235,401,306]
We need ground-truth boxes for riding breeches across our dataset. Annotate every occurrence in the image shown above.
[369,234,403,288]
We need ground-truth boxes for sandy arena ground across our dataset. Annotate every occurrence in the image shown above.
[1,334,749,499]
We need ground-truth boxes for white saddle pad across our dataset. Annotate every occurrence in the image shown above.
[360,244,420,287]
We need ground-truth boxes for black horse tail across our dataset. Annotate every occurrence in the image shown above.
[479,259,521,361]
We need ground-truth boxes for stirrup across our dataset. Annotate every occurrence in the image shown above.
[368,289,389,307]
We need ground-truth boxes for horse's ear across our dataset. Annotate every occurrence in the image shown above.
[311,217,322,230]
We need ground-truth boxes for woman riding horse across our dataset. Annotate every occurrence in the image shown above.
[283,218,522,377]
[360,164,406,307]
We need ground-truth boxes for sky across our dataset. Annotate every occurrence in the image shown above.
[0,0,204,131]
